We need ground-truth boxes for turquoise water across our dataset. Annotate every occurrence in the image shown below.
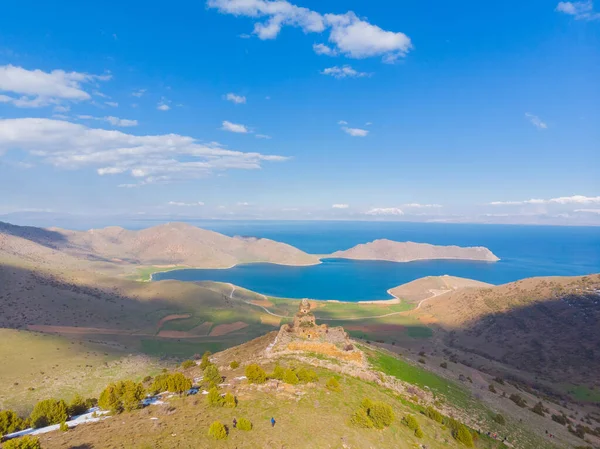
[152,221,600,302]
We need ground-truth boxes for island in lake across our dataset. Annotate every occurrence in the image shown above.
[328,239,500,263]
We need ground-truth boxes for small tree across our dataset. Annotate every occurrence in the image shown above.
[223,392,237,408]
[29,398,68,428]
[271,364,284,380]
[230,360,240,369]
[121,381,145,412]
[245,364,267,384]
[326,377,341,392]
[2,436,42,449]
[350,407,374,428]
[509,393,527,408]
[59,421,69,432]
[493,413,506,425]
[237,417,252,431]
[454,424,474,447]
[68,394,87,416]
[207,386,223,407]
[150,374,170,394]
[204,365,222,387]
[296,368,318,383]
[283,369,299,385]
[99,384,122,413]
[403,414,420,431]
[440,362,448,369]
[199,351,212,370]
[488,384,497,393]
[415,427,424,438]
[0,410,26,437]
[208,420,227,440]
[531,401,545,417]
[425,406,443,423]
[167,373,192,394]
[181,359,196,369]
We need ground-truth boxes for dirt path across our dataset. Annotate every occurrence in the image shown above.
[228,284,290,319]
[415,288,452,310]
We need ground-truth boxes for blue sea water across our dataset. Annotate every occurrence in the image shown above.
[152,221,600,302]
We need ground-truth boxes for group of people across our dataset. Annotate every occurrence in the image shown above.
[230,417,276,428]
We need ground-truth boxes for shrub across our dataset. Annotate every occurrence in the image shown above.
[552,414,569,425]
[230,360,240,369]
[29,398,68,428]
[326,377,341,392]
[237,417,252,431]
[531,401,545,417]
[223,392,237,408]
[245,364,267,384]
[68,394,87,416]
[181,359,196,369]
[493,413,506,425]
[208,421,227,440]
[204,365,222,387]
[120,381,146,412]
[199,351,212,370]
[425,406,443,423]
[454,424,474,447]
[296,368,318,383]
[418,358,426,364]
[440,362,448,369]
[403,414,419,431]
[271,364,284,380]
[488,384,497,393]
[509,393,527,408]
[494,376,505,384]
[207,387,223,407]
[2,436,42,449]
[369,402,394,429]
[350,407,374,428]
[283,369,299,385]
[0,410,26,437]
[150,374,170,394]
[415,427,424,438]
[59,421,69,432]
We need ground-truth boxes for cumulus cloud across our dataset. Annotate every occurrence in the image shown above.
[525,112,547,129]
[364,207,404,216]
[157,99,170,111]
[321,65,370,79]
[556,1,600,20]
[221,120,250,133]
[225,93,247,104]
[168,201,205,206]
[489,195,600,206]
[207,0,412,63]
[342,127,368,137]
[105,101,118,107]
[337,120,348,125]
[77,115,138,127]
[332,204,349,209]
[132,89,146,97]
[313,43,338,56]
[403,203,443,208]
[0,64,110,108]
[0,118,288,185]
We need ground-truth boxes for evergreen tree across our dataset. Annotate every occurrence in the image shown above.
[204,364,221,387]
[29,399,68,428]
[0,410,26,437]
[2,435,42,449]
[245,364,267,384]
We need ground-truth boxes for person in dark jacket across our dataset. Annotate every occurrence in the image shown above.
[233,418,237,429]
[271,417,276,427]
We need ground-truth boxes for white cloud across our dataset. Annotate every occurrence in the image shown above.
[0,64,111,108]
[207,0,412,62]
[365,122,372,126]
[364,207,404,216]
[225,93,247,104]
[0,118,288,185]
[556,1,600,20]
[53,105,70,113]
[132,89,146,97]
[525,112,547,129]
[77,115,138,127]
[255,134,271,139]
[332,204,349,209]
[403,203,443,208]
[105,101,118,107]
[321,65,370,79]
[337,120,348,125]
[221,120,250,133]
[342,126,368,137]
[237,202,252,206]
[575,209,600,214]
[313,43,337,56]
[168,201,205,206]
[490,195,600,206]
[157,98,171,111]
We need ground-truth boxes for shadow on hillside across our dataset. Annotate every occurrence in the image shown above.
[0,220,68,249]
[439,286,600,394]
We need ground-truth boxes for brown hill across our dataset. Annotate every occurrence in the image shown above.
[417,274,600,385]
[389,275,492,305]
[0,221,320,271]
[329,239,499,262]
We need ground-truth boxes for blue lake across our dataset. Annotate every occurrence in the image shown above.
[152,221,600,302]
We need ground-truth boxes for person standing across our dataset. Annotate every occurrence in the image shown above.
[271,417,276,427]
[232,418,237,429]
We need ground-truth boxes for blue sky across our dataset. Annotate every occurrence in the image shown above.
[0,0,599,225]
